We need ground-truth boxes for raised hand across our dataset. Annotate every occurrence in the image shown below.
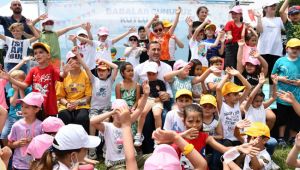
[235,119,251,129]
[26,19,33,26]
[185,16,193,27]
[142,80,150,95]
[277,90,296,104]
[85,22,91,31]
[254,10,261,17]
[226,67,240,76]
[116,105,131,126]
[181,128,199,140]
[22,56,34,63]
[38,13,48,20]
[62,62,73,74]
[249,50,260,58]
[237,39,245,46]
[68,34,77,42]
[237,142,260,157]
[128,27,136,33]
[153,14,159,21]
[71,46,80,55]
[258,72,266,85]
[180,64,191,74]
[210,65,222,74]
[152,128,178,144]
[271,74,278,85]
[176,6,182,14]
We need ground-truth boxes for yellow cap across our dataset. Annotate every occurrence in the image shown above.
[286,38,300,48]
[175,89,192,100]
[32,42,50,53]
[245,122,270,138]
[200,94,217,107]
[222,82,245,96]
[204,24,217,31]
[162,20,172,28]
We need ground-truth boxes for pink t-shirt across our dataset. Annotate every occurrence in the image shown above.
[0,79,8,109]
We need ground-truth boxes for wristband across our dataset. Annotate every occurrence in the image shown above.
[223,147,240,164]
[183,144,194,156]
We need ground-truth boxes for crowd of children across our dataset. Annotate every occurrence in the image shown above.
[0,0,299,169]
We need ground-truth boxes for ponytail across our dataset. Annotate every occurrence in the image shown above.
[34,148,56,170]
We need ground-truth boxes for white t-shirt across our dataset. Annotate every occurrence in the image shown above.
[189,39,212,67]
[90,75,113,110]
[78,43,97,70]
[4,37,30,64]
[52,161,69,170]
[93,39,113,62]
[163,109,186,132]
[203,116,219,136]
[245,105,266,124]
[219,101,242,141]
[101,122,126,166]
[169,38,176,60]
[243,149,271,170]
[257,17,284,57]
[124,47,142,68]
[205,73,223,91]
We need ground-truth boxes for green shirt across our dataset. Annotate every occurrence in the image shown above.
[39,31,61,60]
[285,21,300,42]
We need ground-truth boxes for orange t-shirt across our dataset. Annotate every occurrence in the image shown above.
[149,32,171,60]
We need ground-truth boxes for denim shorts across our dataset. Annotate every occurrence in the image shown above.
[1,117,18,139]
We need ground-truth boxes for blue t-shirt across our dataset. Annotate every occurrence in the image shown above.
[271,55,300,106]
[204,38,221,61]
[171,76,193,97]
[7,87,32,119]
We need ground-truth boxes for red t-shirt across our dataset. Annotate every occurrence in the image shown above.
[224,21,244,43]
[24,64,62,115]
[149,32,171,60]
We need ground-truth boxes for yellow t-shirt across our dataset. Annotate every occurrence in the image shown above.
[56,70,92,111]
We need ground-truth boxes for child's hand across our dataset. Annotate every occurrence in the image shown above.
[180,64,191,74]
[237,142,260,157]
[277,90,296,104]
[226,67,240,76]
[153,14,159,21]
[250,50,260,58]
[62,62,73,74]
[235,119,251,129]
[68,34,77,42]
[237,39,245,47]
[258,72,266,85]
[181,128,199,140]
[116,106,131,126]
[0,70,10,80]
[142,80,150,95]
[254,10,261,18]
[66,102,77,111]
[289,80,300,87]
[22,56,34,63]
[38,13,48,21]
[85,22,92,31]
[26,19,33,27]
[128,27,136,34]
[226,34,233,41]
[185,16,193,27]
[12,84,19,90]
[277,75,292,84]
[152,128,178,144]
[271,74,278,85]
[71,46,80,55]
[209,66,222,74]
[204,18,211,24]
[176,6,182,14]
[18,138,29,147]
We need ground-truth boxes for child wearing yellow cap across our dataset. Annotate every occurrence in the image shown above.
[216,67,251,146]
[271,38,300,147]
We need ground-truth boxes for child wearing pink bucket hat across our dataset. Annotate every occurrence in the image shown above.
[7,92,44,170]
[41,116,65,135]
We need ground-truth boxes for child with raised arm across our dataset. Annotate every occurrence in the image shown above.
[286,132,300,168]
[90,81,150,169]
[216,67,251,146]
[0,20,39,72]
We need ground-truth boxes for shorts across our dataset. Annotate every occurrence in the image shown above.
[276,103,300,131]
[1,117,18,139]
[261,54,280,85]
[89,107,111,118]
[147,98,163,110]
[224,42,238,69]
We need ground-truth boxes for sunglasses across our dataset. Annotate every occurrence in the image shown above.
[129,38,138,42]
[154,28,163,33]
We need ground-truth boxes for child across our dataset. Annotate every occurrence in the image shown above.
[223,122,272,169]
[134,62,166,146]
[90,82,150,169]
[216,67,251,146]
[7,92,44,170]
[286,131,300,167]
[189,59,206,103]
[204,56,225,95]
[189,19,222,69]
[116,62,140,111]
[41,116,65,136]
[1,21,39,72]
[279,0,300,41]
[224,5,245,69]
[75,26,136,62]
[0,42,72,117]
[271,38,300,147]
[145,7,181,61]
[277,90,300,116]
[124,33,144,68]
[163,89,193,132]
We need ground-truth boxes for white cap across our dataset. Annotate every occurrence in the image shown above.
[143,62,158,74]
[53,124,100,150]
[262,0,279,8]
[77,29,88,36]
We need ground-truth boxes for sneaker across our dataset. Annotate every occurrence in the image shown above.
[278,138,287,148]
[88,148,97,160]
[134,134,144,147]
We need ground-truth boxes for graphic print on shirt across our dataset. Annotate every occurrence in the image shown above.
[198,44,206,58]
[32,74,51,96]
[96,87,107,97]
[8,40,24,60]
[113,129,123,154]
[223,110,240,138]
[96,42,108,52]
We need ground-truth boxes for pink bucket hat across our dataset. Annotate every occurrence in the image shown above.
[97,27,109,36]
[17,92,44,107]
[112,99,128,110]
[26,134,54,159]
[42,116,65,133]
[230,6,243,14]
[144,144,181,170]
[244,56,260,66]
[173,59,188,71]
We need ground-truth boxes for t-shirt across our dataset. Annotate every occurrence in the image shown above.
[203,116,219,136]
[271,56,300,106]
[149,32,171,60]
[78,42,97,70]
[224,21,244,43]
[52,161,69,170]
[138,39,149,63]
[39,31,61,60]
[189,39,211,67]
[245,105,266,124]
[0,79,8,109]
[93,39,113,62]
[284,21,300,42]
[56,70,92,112]
[124,47,142,68]
[235,71,259,86]
[204,38,221,61]
[149,79,166,98]
[163,109,186,132]
[4,37,30,64]
[205,72,223,94]
[171,76,193,97]
[169,38,176,60]
[219,101,242,141]
[257,17,284,57]
[243,149,271,170]
[7,87,32,119]
[8,119,42,169]
[24,64,62,115]
[90,75,113,110]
